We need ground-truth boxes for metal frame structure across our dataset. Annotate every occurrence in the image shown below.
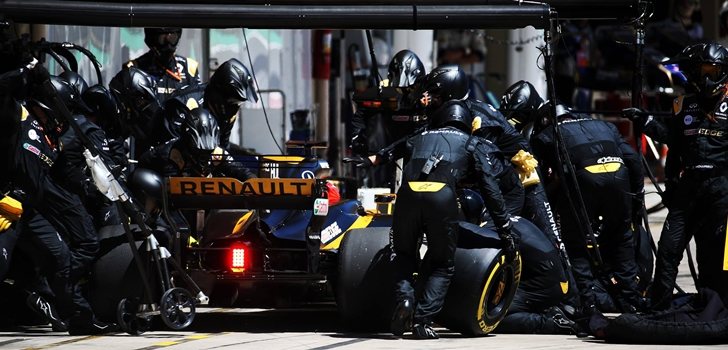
[0,1,640,29]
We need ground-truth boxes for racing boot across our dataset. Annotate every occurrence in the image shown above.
[26,292,67,332]
[412,322,439,339]
[544,306,578,335]
[68,313,118,335]
[390,298,414,337]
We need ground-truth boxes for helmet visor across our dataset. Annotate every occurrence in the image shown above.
[699,63,725,81]
[154,32,181,47]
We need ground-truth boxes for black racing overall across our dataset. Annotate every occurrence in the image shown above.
[391,125,512,325]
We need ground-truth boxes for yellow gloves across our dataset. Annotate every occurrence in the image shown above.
[0,216,11,231]
[511,150,541,187]
[0,195,22,233]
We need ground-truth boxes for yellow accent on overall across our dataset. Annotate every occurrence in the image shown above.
[408,182,446,192]
[20,105,29,121]
[472,116,482,131]
[560,281,569,294]
[186,98,199,110]
[187,58,199,77]
[584,162,622,174]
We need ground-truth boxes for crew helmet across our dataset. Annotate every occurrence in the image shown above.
[428,99,473,133]
[500,80,544,126]
[109,67,161,135]
[675,43,728,98]
[388,49,425,88]
[419,65,469,110]
[205,58,258,121]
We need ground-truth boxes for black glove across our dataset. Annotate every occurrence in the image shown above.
[343,155,373,169]
[498,224,519,263]
[350,133,368,156]
[621,107,650,126]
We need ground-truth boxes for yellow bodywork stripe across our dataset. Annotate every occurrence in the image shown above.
[232,211,254,236]
[262,156,305,162]
[408,182,446,192]
[584,162,621,173]
[321,215,373,251]
[723,216,728,271]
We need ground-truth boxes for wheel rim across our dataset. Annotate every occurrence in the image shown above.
[160,287,196,330]
[117,298,149,335]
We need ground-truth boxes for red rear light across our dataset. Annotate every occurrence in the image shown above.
[228,244,250,273]
[362,100,382,108]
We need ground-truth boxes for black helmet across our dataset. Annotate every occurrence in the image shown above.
[675,43,728,98]
[82,84,122,137]
[32,74,91,133]
[500,80,544,126]
[419,65,469,110]
[59,71,89,100]
[130,167,165,215]
[30,76,70,134]
[109,67,161,137]
[459,189,484,225]
[56,72,93,115]
[181,107,220,156]
[534,101,571,129]
[205,58,258,121]
[388,49,425,88]
[144,27,182,60]
[429,100,472,133]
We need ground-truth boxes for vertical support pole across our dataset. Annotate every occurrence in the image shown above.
[543,13,603,267]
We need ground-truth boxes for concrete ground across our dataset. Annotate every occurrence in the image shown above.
[0,184,720,349]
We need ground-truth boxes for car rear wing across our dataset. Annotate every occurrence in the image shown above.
[166,177,329,273]
[167,177,329,212]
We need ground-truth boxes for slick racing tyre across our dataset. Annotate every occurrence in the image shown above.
[336,227,394,330]
[438,247,522,336]
[91,224,146,321]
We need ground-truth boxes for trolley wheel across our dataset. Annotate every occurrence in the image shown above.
[160,287,196,330]
[116,298,151,335]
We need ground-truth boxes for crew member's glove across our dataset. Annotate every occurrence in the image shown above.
[498,222,519,263]
[0,215,11,232]
[343,155,373,169]
[0,195,22,233]
[350,133,368,156]
[511,150,540,187]
[621,107,651,126]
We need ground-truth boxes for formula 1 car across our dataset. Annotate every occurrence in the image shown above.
[91,155,521,335]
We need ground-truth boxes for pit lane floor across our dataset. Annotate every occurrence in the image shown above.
[0,184,718,349]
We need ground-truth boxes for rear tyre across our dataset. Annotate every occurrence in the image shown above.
[336,227,394,331]
[91,225,146,321]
